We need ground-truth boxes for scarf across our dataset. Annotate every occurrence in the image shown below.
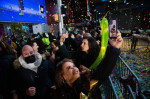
[19,52,42,72]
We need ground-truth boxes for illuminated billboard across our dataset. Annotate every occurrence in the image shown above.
[0,0,47,23]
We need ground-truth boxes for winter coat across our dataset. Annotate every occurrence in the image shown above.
[13,58,55,99]
[90,46,120,98]
[54,44,71,66]
[64,38,78,51]
[0,55,15,99]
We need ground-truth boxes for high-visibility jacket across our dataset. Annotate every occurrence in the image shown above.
[42,37,51,50]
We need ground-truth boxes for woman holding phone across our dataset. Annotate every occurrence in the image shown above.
[54,30,123,99]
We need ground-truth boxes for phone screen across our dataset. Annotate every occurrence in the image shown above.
[109,20,117,39]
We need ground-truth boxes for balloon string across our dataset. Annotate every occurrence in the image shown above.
[104,11,110,18]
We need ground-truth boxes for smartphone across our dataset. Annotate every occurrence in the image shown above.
[109,20,117,39]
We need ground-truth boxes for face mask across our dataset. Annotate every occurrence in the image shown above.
[24,55,36,64]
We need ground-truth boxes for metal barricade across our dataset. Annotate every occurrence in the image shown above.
[121,37,150,52]
[121,37,132,52]
[101,56,147,99]
[102,76,120,99]
[110,56,147,99]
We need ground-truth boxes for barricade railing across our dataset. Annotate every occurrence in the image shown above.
[110,56,147,99]
[102,76,120,99]
[121,37,150,52]
[101,56,147,99]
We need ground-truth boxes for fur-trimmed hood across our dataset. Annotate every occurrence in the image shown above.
[13,58,21,69]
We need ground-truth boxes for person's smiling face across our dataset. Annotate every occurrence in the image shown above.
[62,62,80,84]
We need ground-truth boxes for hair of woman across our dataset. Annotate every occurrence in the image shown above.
[55,58,74,88]
[83,37,100,64]
[84,37,100,55]
[0,40,15,56]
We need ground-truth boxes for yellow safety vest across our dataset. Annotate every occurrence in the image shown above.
[42,38,51,50]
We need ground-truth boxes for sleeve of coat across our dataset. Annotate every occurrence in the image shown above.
[93,46,121,85]
[58,44,71,58]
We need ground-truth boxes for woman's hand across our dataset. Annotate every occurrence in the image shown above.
[50,51,56,62]
[53,47,59,53]
[79,65,91,81]
[45,51,50,56]
[26,87,36,96]
[109,30,123,49]
[60,34,66,45]
[11,90,18,99]
[79,65,91,75]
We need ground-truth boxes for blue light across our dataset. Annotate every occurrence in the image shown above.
[0,0,47,23]
[22,26,29,30]
[101,0,109,1]
[124,0,126,3]
[0,0,19,11]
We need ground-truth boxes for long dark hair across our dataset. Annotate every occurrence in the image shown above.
[84,37,100,55]
[35,38,46,54]
[83,37,100,65]
[55,59,74,88]
[27,40,36,47]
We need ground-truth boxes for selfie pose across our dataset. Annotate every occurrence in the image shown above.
[54,30,123,99]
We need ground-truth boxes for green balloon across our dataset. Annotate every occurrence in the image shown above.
[89,18,109,69]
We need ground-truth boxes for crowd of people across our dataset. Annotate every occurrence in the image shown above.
[0,26,123,99]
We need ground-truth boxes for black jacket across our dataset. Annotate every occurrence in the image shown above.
[75,45,120,83]
[64,38,78,51]
[93,46,120,84]
[75,50,97,68]
[90,46,121,99]
[13,59,55,99]
[0,55,15,98]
